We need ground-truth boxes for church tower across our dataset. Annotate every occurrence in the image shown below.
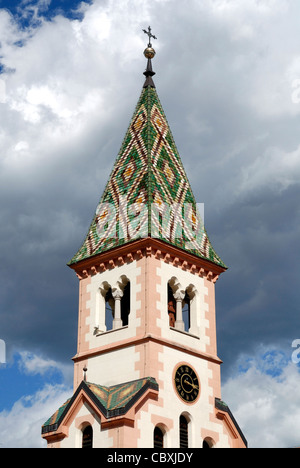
[42,29,247,449]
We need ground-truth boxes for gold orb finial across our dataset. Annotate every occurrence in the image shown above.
[144,47,156,59]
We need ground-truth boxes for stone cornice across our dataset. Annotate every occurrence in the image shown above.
[68,237,226,283]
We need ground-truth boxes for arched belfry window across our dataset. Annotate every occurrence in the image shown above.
[121,281,130,327]
[82,425,93,448]
[179,415,189,448]
[182,292,190,333]
[168,278,185,330]
[154,426,164,448]
[167,279,198,335]
[105,287,114,331]
[168,284,176,327]
[112,276,130,329]
[98,277,131,332]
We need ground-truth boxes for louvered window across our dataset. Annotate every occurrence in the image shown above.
[154,426,164,448]
[179,415,188,448]
[82,425,93,448]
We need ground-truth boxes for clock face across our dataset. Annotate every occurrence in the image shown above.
[174,364,200,403]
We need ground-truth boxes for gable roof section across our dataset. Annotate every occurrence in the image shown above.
[215,398,248,447]
[69,79,225,269]
[42,377,159,435]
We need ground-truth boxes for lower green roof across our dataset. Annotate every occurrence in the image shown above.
[42,377,158,434]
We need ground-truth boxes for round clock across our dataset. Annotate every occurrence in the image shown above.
[174,364,200,403]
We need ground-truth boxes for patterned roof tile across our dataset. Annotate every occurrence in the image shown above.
[69,76,225,268]
[42,377,159,434]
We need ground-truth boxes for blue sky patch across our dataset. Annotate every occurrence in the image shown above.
[0,0,93,28]
[236,348,295,380]
[0,352,70,412]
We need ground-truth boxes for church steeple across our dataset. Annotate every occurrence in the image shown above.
[69,32,225,270]
[42,30,247,449]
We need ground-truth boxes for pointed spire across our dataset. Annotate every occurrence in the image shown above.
[143,56,156,88]
[143,26,157,88]
[68,29,226,270]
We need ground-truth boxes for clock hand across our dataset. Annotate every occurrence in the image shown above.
[184,379,199,390]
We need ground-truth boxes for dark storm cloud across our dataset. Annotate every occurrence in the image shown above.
[212,182,300,376]
[0,0,299,383]
[0,0,300,448]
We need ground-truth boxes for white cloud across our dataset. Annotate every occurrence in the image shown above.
[0,383,71,448]
[18,351,73,381]
[0,351,73,448]
[1,0,299,200]
[222,346,300,448]
[0,2,146,183]
[0,78,6,103]
[0,0,300,450]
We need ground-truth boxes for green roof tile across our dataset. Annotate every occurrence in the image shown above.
[69,76,225,269]
[42,377,159,434]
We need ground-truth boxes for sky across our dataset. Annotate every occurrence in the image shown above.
[0,0,300,448]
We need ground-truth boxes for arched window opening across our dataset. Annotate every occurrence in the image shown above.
[167,278,195,334]
[153,426,164,448]
[182,292,190,333]
[179,415,189,448]
[168,284,176,327]
[105,287,114,331]
[121,281,130,327]
[82,425,93,448]
[100,278,131,332]
[203,437,214,448]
